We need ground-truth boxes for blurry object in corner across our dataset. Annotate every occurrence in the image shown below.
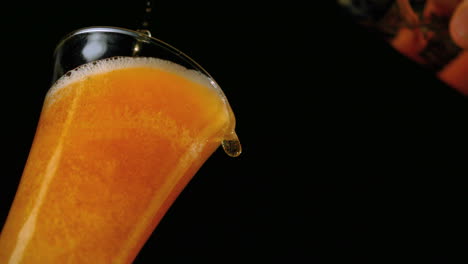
[336,0,461,73]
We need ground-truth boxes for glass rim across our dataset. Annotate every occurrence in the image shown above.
[53,26,216,82]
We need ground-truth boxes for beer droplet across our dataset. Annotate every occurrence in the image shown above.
[140,0,154,30]
[137,29,152,37]
[222,132,242,157]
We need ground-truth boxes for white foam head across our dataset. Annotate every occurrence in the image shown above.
[48,57,221,99]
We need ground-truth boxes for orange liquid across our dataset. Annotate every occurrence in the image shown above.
[0,57,234,263]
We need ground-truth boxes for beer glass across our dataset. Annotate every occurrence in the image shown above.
[0,26,241,263]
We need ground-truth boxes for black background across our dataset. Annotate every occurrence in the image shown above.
[1,1,467,263]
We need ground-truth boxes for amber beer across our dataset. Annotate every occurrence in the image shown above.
[0,57,238,263]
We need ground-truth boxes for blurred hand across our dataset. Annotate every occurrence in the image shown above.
[447,0,468,48]
[391,0,468,94]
